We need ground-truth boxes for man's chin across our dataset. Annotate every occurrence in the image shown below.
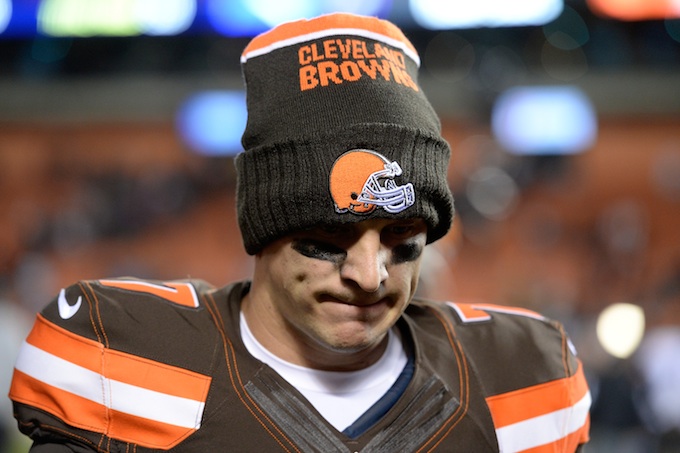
[314,326,389,358]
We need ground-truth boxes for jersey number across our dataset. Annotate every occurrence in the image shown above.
[446,302,545,323]
[99,279,200,308]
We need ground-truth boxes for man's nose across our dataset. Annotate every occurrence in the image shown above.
[339,230,388,293]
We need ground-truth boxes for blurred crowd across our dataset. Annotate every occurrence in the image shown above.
[1,119,679,452]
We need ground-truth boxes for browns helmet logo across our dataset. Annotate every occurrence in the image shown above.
[329,150,415,214]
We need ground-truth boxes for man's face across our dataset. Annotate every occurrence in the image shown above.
[248,218,427,370]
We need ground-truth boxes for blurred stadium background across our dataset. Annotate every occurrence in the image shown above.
[1,1,680,451]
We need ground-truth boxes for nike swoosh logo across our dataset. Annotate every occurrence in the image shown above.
[58,288,82,320]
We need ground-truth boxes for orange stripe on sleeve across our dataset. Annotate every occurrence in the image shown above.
[25,315,211,401]
[104,348,211,401]
[486,363,590,428]
[518,416,591,453]
[107,407,199,448]
[11,370,199,449]
[11,369,107,432]
[26,314,104,373]
[11,315,212,449]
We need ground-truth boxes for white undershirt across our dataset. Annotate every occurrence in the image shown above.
[240,312,407,431]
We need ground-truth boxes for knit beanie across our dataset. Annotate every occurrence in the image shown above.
[236,13,454,255]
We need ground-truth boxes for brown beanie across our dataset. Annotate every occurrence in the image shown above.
[236,13,454,255]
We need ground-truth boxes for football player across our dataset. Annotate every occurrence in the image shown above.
[10,13,590,452]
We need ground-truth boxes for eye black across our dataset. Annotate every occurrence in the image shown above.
[391,242,423,264]
[291,239,347,264]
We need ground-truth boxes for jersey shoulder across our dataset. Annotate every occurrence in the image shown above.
[10,277,225,450]
[40,277,214,337]
[408,299,591,451]
[410,299,580,390]
[37,276,222,367]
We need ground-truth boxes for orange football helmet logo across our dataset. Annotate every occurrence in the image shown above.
[329,150,415,214]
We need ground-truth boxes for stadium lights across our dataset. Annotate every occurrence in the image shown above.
[37,0,196,37]
[176,90,247,157]
[492,85,597,155]
[409,0,564,29]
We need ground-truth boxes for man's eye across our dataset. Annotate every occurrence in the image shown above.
[390,224,413,235]
[386,223,416,238]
